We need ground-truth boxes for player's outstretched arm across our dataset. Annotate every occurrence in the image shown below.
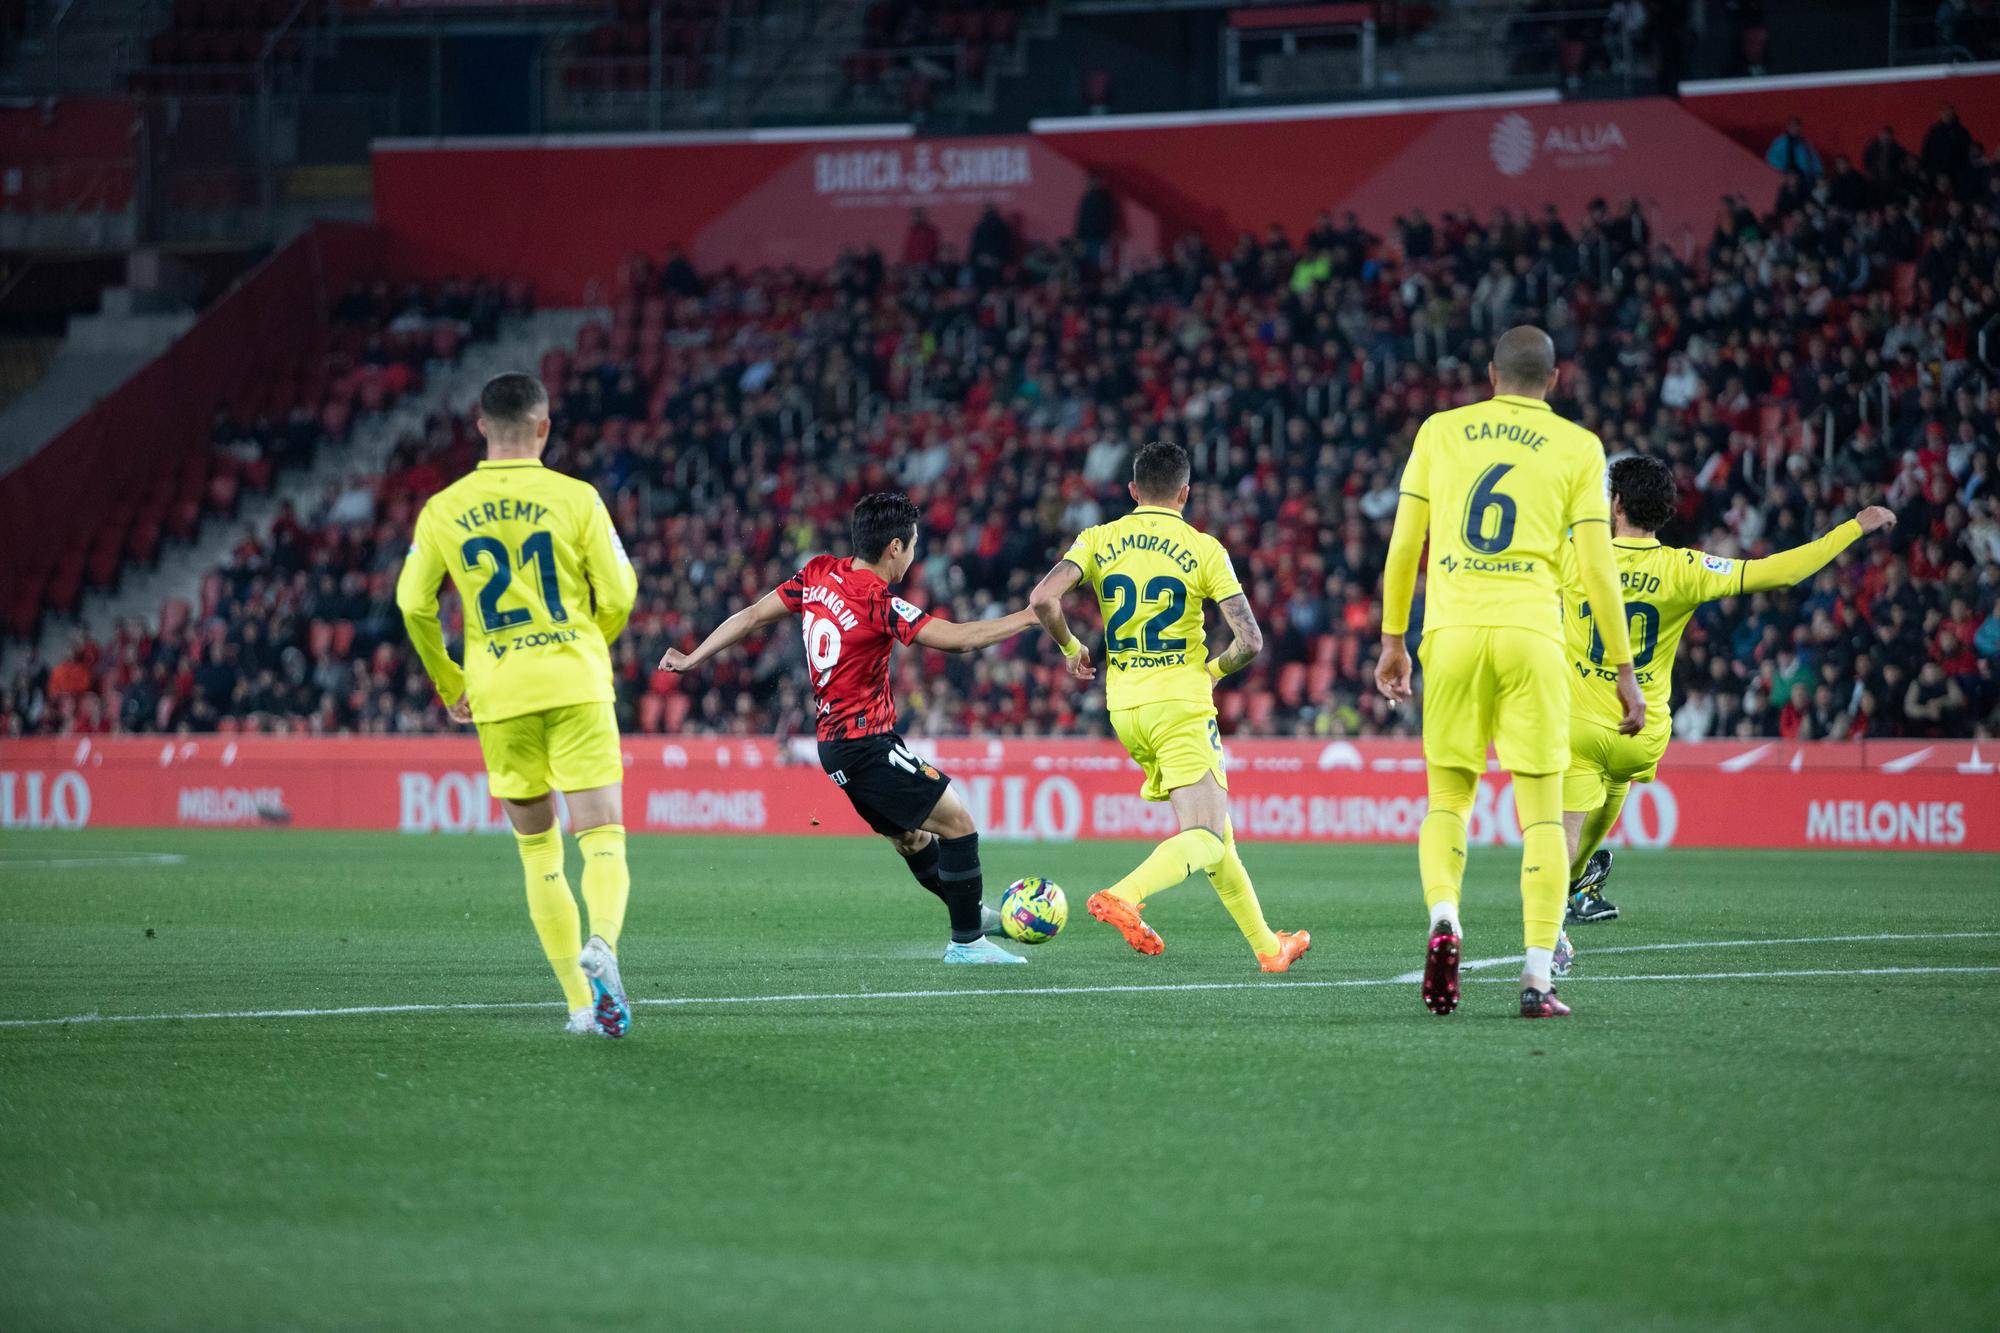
[1571,519,1646,735]
[1029,559,1094,681]
[659,591,789,673]
[1374,494,1427,703]
[1207,594,1263,680]
[392,515,466,711]
[913,609,1038,654]
[1738,506,1895,594]
[581,495,639,643]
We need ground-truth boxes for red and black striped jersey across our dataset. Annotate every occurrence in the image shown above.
[776,555,932,742]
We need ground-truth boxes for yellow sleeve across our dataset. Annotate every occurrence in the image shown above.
[1380,423,1435,637]
[1737,520,1862,594]
[1572,519,1633,665]
[1062,527,1098,585]
[1204,537,1244,602]
[581,492,639,643]
[393,506,466,703]
[1380,492,1428,637]
[1397,419,1432,502]
[1564,439,1612,530]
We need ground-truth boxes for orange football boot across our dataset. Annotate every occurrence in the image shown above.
[1256,930,1311,973]
[1087,891,1164,956]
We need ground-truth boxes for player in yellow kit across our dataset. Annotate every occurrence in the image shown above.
[1375,326,1644,1019]
[1029,440,1310,972]
[1555,453,1897,936]
[395,373,640,1038]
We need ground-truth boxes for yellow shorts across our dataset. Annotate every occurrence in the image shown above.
[1419,626,1569,776]
[1110,699,1228,802]
[1563,717,1669,812]
[475,701,624,801]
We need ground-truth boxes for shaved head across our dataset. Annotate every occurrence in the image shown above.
[1491,325,1557,397]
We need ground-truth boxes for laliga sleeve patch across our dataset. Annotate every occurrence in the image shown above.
[889,597,925,624]
[1701,553,1734,575]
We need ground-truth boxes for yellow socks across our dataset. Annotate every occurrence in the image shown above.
[1569,781,1628,880]
[515,826,590,1011]
[575,823,630,953]
[1108,826,1226,904]
[1420,766,1477,929]
[1514,771,1568,956]
[1204,821,1279,956]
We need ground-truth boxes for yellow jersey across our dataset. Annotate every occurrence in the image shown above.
[395,458,638,722]
[1560,522,1863,737]
[1397,394,1610,645]
[1063,504,1243,709]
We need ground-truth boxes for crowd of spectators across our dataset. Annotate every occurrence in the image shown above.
[5,106,1998,744]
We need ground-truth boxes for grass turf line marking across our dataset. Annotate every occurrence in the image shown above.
[2,934,1996,1030]
[0,853,190,870]
[1388,930,2000,984]
[1461,967,2000,984]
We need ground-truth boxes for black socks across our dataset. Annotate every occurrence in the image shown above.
[935,833,985,944]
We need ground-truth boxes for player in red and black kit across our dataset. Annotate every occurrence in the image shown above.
[661,493,1039,963]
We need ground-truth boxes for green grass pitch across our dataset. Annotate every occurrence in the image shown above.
[2,829,1997,1330]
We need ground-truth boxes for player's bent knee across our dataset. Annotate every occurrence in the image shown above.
[562,783,624,833]
[1424,766,1479,816]
[501,794,558,835]
[921,787,976,840]
[889,829,933,857]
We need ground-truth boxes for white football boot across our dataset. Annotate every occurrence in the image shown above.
[943,936,1026,965]
[578,936,632,1037]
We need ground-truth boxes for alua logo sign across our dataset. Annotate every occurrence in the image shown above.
[1488,113,1629,177]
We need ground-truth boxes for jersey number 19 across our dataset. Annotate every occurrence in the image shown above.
[802,611,843,686]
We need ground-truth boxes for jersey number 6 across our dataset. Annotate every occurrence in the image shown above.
[1461,463,1518,555]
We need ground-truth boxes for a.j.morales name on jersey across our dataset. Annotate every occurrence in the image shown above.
[1089,530,1200,575]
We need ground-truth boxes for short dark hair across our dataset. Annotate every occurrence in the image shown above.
[1132,440,1191,501]
[480,372,548,429]
[851,492,922,561]
[1609,454,1676,533]
[1492,325,1556,390]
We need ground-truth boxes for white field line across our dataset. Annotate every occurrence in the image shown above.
[0,853,189,870]
[1461,967,2000,984]
[1388,931,2000,984]
[1,932,1995,1031]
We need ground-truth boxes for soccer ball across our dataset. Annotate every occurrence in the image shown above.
[999,877,1068,945]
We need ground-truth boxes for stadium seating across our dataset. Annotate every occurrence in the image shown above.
[4,145,1996,742]
[129,0,323,95]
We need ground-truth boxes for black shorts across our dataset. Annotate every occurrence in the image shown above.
[818,733,952,837]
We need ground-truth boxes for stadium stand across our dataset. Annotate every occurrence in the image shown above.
[4,137,1996,743]
[129,0,321,95]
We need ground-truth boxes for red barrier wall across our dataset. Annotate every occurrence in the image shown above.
[373,131,1162,303]
[5,736,1995,851]
[1037,96,1775,256]
[0,222,383,618]
[371,96,1772,301]
[1680,65,2000,169]
[0,96,136,213]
